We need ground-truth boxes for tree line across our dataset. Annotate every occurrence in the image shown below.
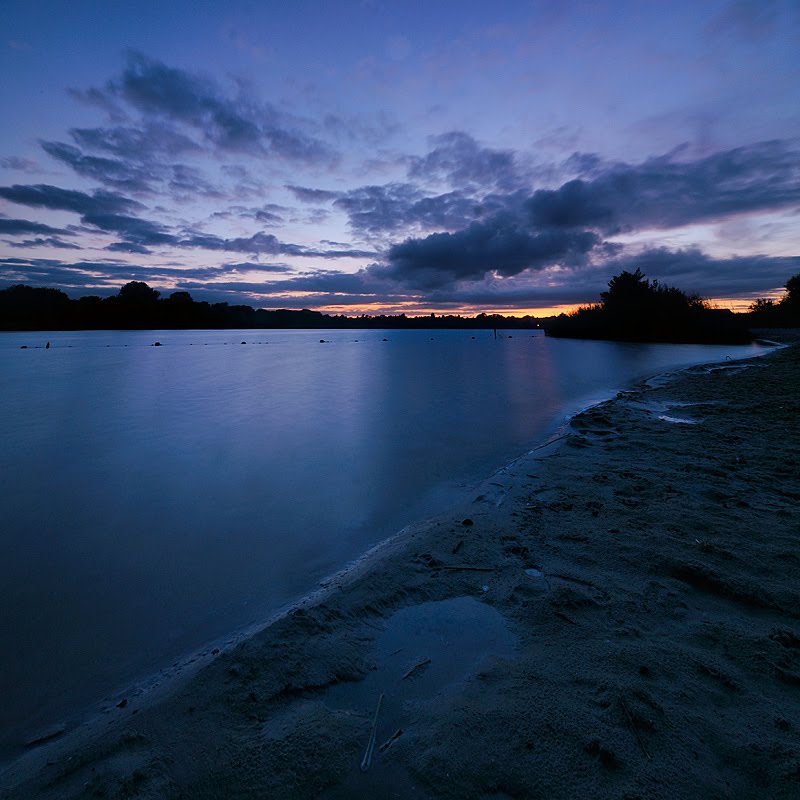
[2,273,797,340]
[0,281,544,331]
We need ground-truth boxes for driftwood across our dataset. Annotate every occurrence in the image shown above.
[402,658,431,680]
[379,729,403,752]
[620,697,652,760]
[360,693,385,772]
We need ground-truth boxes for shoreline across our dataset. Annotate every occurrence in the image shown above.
[2,335,799,798]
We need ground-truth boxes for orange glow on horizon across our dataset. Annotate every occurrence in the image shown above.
[260,294,782,318]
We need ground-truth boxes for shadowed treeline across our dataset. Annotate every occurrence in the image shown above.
[4,273,798,338]
[546,269,756,344]
[747,274,800,328]
[0,282,544,331]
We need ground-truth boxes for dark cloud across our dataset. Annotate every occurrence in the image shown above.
[407,131,523,192]
[286,184,341,203]
[167,164,222,198]
[303,208,330,225]
[181,231,288,255]
[0,183,141,215]
[343,139,800,289]
[334,139,800,243]
[0,217,73,236]
[600,247,800,298]
[41,141,155,194]
[5,237,81,250]
[67,86,127,121]
[220,261,291,273]
[82,213,176,246]
[212,203,288,224]
[423,249,800,309]
[252,208,284,224]
[210,203,292,226]
[334,183,485,235]
[376,219,600,288]
[41,137,222,197]
[179,230,375,259]
[92,52,336,163]
[70,122,201,159]
[528,140,800,234]
[105,242,152,254]
[0,181,366,258]
[272,269,382,295]
[0,257,293,294]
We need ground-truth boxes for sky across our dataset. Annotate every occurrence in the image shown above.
[1,0,799,315]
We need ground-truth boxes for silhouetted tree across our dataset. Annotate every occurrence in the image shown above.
[118,281,161,303]
[785,274,800,307]
[746,272,800,327]
[546,270,750,344]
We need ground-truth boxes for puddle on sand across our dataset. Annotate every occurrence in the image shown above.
[322,596,516,798]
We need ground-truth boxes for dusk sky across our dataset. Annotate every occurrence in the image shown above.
[1,0,799,314]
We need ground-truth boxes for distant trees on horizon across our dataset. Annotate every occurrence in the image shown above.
[0,281,543,331]
[1,272,798,336]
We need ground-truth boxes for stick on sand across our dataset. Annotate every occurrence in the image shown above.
[360,693,385,772]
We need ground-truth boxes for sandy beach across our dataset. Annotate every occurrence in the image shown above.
[2,333,799,800]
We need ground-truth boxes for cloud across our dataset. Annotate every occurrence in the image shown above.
[70,122,201,159]
[0,156,41,173]
[322,110,401,147]
[82,213,176,246]
[0,217,73,236]
[407,131,524,192]
[334,183,487,235]
[212,203,288,224]
[599,247,800,298]
[179,230,376,259]
[219,261,291,273]
[344,138,800,288]
[4,237,81,250]
[333,139,800,243]
[376,218,600,288]
[105,242,152,254]
[529,140,800,233]
[0,183,141,215]
[41,141,156,194]
[286,184,341,203]
[91,51,337,163]
[40,135,223,197]
[0,257,293,294]
[0,181,371,258]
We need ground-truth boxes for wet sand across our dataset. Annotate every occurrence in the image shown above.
[2,333,799,799]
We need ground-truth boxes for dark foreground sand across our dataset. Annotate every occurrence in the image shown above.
[2,335,799,800]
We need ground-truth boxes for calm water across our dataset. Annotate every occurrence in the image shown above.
[0,329,765,758]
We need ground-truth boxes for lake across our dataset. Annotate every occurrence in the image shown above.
[0,328,766,760]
